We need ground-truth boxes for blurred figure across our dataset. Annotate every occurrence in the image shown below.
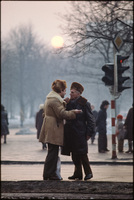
[115,114,125,152]
[1,105,9,144]
[91,105,98,144]
[35,104,46,150]
[124,105,133,153]
[96,100,110,153]
[20,109,24,127]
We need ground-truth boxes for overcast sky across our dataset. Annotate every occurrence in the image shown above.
[1,1,71,46]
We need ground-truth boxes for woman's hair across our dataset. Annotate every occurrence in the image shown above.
[100,100,109,109]
[52,80,67,93]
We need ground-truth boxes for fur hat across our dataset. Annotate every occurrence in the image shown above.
[117,114,123,119]
[52,79,67,93]
[70,82,84,94]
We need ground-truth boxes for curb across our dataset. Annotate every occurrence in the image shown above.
[1,160,133,165]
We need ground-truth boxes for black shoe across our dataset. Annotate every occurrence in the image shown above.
[125,150,133,153]
[68,175,82,180]
[84,174,93,181]
[43,177,49,180]
[105,149,110,151]
[43,175,61,181]
[99,150,105,153]
[49,175,62,180]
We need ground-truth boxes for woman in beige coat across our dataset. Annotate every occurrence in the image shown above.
[39,79,81,180]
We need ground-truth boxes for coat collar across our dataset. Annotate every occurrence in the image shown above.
[47,90,66,104]
[70,96,87,106]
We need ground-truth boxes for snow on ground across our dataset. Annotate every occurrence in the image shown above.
[9,117,35,128]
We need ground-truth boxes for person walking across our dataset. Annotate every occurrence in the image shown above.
[35,104,46,150]
[91,105,98,144]
[1,105,9,144]
[61,82,95,181]
[124,105,133,153]
[96,100,110,153]
[115,114,125,153]
[39,80,82,180]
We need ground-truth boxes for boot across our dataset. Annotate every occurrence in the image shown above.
[125,141,133,153]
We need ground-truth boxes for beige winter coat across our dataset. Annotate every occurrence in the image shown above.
[39,91,76,146]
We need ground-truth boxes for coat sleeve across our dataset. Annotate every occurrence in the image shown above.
[35,112,38,129]
[85,102,96,137]
[51,99,76,120]
[5,112,9,126]
[124,108,132,127]
[96,110,103,126]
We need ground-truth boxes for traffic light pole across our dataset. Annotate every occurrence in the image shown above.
[111,94,117,159]
[102,44,130,159]
[111,50,118,159]
[114,53,118,95]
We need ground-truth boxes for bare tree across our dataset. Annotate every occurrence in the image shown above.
[60,1,133,61]
[1,24,49,124]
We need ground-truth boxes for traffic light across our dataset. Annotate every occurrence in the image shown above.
[102,64,114,86]
[117,55,130,92]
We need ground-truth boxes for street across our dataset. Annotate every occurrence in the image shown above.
[1,128,133,182]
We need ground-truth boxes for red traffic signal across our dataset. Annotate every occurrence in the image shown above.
[117,55,129,64]
[117,55,130,92]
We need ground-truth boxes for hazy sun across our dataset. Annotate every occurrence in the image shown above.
[51,36,64,48]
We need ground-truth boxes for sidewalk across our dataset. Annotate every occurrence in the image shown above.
[1,128,133,182]
[1,128,133,163]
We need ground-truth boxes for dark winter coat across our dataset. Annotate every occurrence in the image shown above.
[1,110,9,136]
[61,96,95,155]
[124,107,133,141]
[35,109,44,139]
[96,108,107,134]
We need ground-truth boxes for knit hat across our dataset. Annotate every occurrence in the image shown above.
[52,80,67,93]
[117,114,123,119]
[39,104,44,110]
[70,82,84,94]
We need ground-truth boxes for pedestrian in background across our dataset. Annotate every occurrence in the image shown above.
[91,105,98,144]
[124,105,133,153]
[115,114,125,153]
[35,104,46,150]
[96,100,110,153]
[62,82,95,181]
[39,79,82,180]
[1,105,9,144]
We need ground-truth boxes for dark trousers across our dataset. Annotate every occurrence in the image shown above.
[43,143,59,179]
[71,153,92,178]
[98,132,107,152]
[118,139,124,152]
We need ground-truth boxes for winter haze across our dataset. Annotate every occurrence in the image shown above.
[1,1,133,127]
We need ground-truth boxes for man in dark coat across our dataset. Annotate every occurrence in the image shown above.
[1,105,9,144]
[96,100,110,153]
[124,105,133,153]
[62,82,95,181]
